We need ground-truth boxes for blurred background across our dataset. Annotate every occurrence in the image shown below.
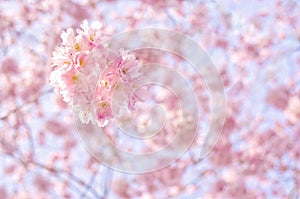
[0,0,300,198]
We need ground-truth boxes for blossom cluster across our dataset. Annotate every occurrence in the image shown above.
[49,20,143,127]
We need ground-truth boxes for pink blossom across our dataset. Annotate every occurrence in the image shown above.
[1,57,19,74]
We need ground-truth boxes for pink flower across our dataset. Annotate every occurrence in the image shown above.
[120,58,142,83]
[95,100,113,127]
[60,28,76,48]
[78,20,106,44]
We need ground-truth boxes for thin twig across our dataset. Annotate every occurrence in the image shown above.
[31,161,103,199]
[103,168,113,198]
[0,151,103,199]
[0,88,53,120]
[165,9,177,27]
[79,165,100,199]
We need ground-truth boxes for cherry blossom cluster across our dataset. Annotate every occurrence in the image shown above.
[49,20,143,127]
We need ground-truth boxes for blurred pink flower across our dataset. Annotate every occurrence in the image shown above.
[1,57,19,74]
[0,187,7,199]
[285,96,300,124]
[266,85,290,110]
